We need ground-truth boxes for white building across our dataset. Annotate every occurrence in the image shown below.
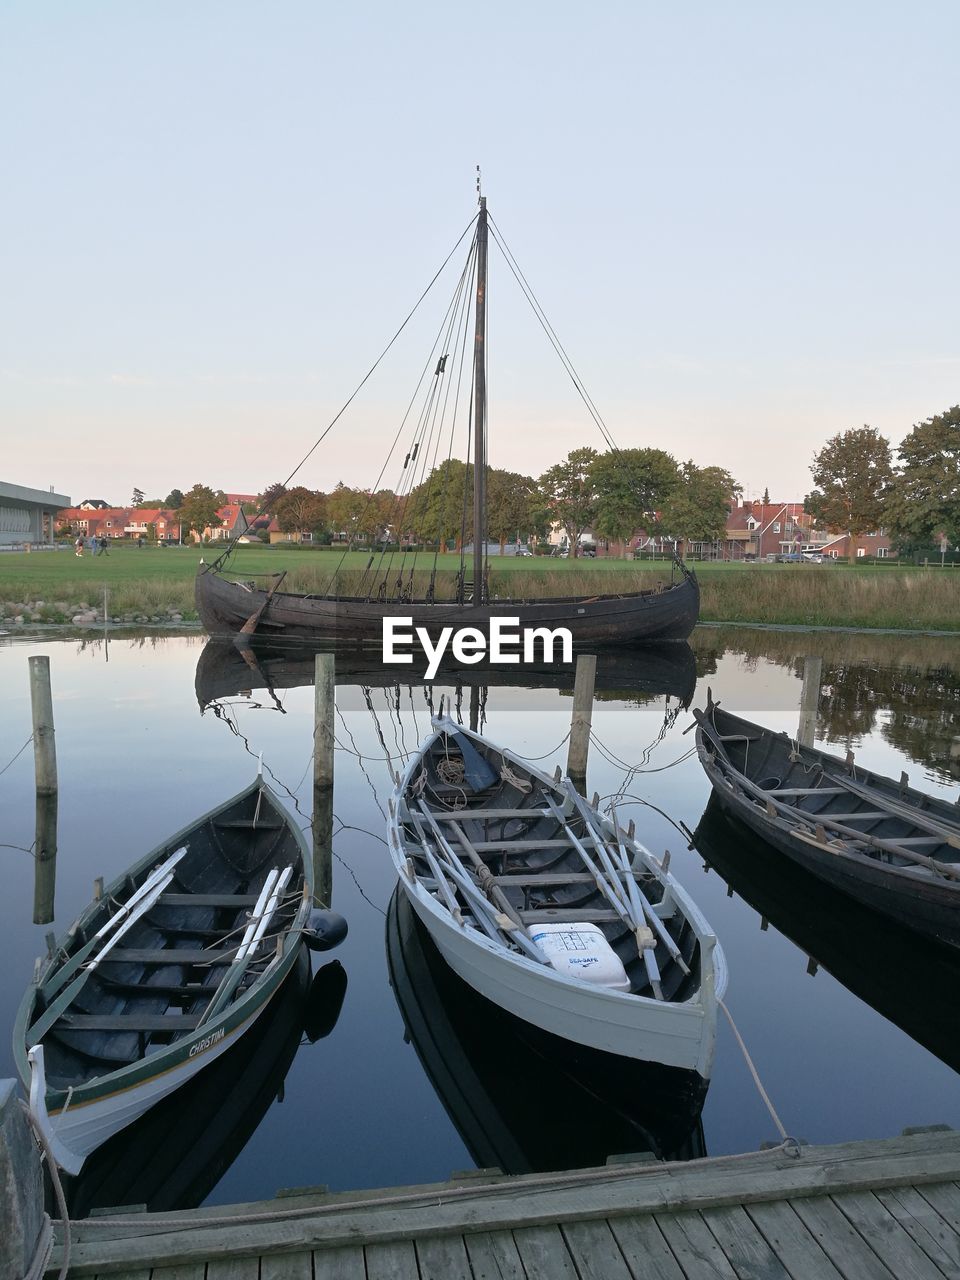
[0,481,71,548]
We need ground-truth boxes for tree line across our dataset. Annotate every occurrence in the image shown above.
[248,449,739,556]
[805,405,960,551]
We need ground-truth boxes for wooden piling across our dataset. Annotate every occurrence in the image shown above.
[313,654,335,909]
[798,654,822,749]
[0,1078,49,1280]
[32,792,58,925]
[28,656,57,797]
[566,654,596,791]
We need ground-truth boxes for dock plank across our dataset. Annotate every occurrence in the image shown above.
[745,1201,844,1280]
[562,1219,634,1280]
[312,1246,367,1280]
[364,1239,420,1280]
[791,1195,898,1279]
[655,1211,739,1279]
[205,1259,260,1280]
[832,1189,948,1280]
[148,1267,206,1280]
[700,1203,793,1278]
[608,1215,687,1280]
[512,1224,579,1280]
[877,1186,960,1277]
[463,1230,526,1279]
[918,1183,960,1236]
[415,1234,472,1280]
[260,1249,313,1280]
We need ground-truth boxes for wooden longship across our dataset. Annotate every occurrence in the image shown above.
[195,198,699,647]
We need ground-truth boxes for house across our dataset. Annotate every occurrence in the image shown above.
[1,481,71,548]
[57,506,183,542]
[200,504,250,541]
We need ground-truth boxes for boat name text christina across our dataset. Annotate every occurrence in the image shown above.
[188,1026,226,1058]
[383,617,573,679]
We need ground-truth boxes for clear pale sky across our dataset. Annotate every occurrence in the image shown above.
[2,2,957,506]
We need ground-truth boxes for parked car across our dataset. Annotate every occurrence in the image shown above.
[581,547,597,558]
[802,551,824,563]
[514,545,533,557]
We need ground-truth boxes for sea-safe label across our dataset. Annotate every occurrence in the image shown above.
[188,1026,226,1057]
[382,617,573,680]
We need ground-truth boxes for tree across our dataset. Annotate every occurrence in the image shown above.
[538,447,599,555]
[179,484,225,541]
[274,487,328,538]
[804,427,894,552]
[591,448,680,549]
[762,486,770,505]
[325,482,383,548]
[131,487,144,507]
[886,406,960,548]
[658,462,740,555]
[486,469,541,551]
[164,489,184,509]
[258,481,287,512]
[405,460,472,548]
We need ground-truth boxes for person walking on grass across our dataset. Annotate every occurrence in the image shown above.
[98,536,109,556]
[74,535,84,557]
[88,534,97,556]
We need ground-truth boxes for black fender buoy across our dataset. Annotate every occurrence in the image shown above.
[303,960,348,1042]
[303,909,348,952]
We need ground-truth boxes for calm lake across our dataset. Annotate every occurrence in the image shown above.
[1,625,958,1211]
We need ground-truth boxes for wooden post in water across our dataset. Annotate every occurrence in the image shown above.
[798,655,822,749]
[28,656,57,796]
[0,1078,49,1280]
[566,654,597,793]
[29,657,59,924]
[313,654,335,909]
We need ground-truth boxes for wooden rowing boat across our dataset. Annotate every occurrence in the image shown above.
[692,792,960,1074]
[693,696,960,949]
[14,777,331,1174]
[387,715,726,1079]
[386,887,708,1172]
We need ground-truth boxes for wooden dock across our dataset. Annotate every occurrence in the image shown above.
[49,1126,960,1279]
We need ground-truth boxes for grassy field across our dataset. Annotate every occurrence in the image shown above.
[1,543,958,630]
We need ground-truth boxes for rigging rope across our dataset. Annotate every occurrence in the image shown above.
[209,212,479,574]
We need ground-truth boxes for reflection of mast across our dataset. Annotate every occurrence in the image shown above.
[471,197,488,604]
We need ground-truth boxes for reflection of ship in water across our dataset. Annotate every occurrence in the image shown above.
[693,794,960,1074]
[194,636,697,712]
[385,888,706,1173]
[66,950,347,1217]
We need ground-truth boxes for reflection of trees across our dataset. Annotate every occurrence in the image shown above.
[692,627,960,784]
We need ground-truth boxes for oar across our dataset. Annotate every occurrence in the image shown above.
[28,869,179,1045]
[406,811,465,926]
[197,866,290,1026]
[43,847,188,999]
[415,803,545,963]
[608,803,664,998]
[561,782,689,975]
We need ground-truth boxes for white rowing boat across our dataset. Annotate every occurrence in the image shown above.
[387,716,727,1079]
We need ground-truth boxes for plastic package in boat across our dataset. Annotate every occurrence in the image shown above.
[529,923,630,991]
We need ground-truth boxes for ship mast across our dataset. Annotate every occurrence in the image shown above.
[471,196,488,604]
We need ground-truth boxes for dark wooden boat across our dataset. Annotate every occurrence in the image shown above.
[694,697,960,949]
[193,635,698,711]
[386,888,707,1172]
[692,793,960,1075]
[15,777,317,1173]
[195,197,699,647]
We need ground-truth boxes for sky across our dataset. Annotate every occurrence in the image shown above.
[2,1,958,507]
